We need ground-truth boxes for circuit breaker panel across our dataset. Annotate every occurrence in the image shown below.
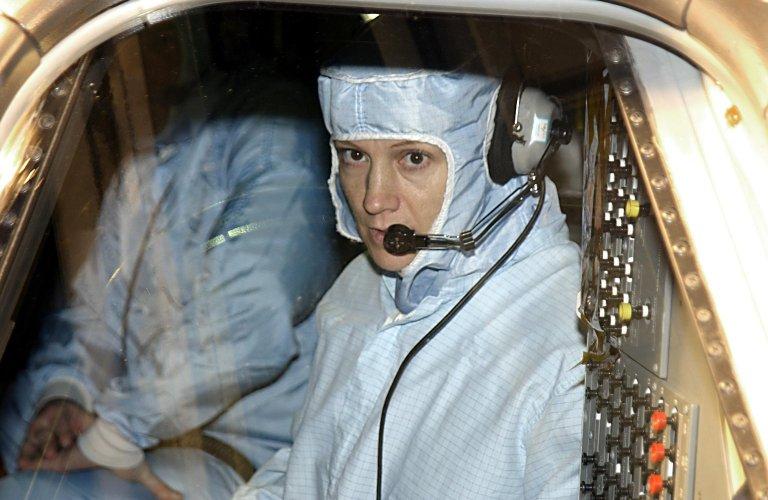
[589,104,674,380]
[578,91,698,499]
[581,350,699,499]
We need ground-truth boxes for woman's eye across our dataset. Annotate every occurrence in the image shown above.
[340,149,367,164]
[403,151,429,168]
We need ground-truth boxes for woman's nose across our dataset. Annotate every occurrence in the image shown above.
[363,164,399,215]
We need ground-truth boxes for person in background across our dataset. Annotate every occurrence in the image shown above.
[0,73,340,499]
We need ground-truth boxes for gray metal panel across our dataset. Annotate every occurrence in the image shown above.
[0,0,125,52]
[686,0,768,124]
[590,104,674,379]
[667,288,737,499]
[605,0,690,28]
[0,14,39,112]
[622,212,673,378]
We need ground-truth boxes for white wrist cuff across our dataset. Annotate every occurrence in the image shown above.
[77,418,144,469]
[37,378,93,412]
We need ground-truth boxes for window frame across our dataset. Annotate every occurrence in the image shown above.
[0,0,766,495]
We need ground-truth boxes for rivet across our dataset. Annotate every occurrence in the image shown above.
[743,451,761,467]
[618,80,633,95]
[696,308,712,322]
[38,113,56,130]
[718,380,736,394]
[1,213,17,227]
[683,272,700,289]
[640,143,656,158]
[650,176,667,191]
[25,145,43,163]
[732,413,749,428]
[52,83,70,97]
[25,167,38,181]
[607,48,622,64]
[629,111,644,126]
[725,105,742,127]
[707,342,723,356]
[672,240,689,256]
[661,208,677,223]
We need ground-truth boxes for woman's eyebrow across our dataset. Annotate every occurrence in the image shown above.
[389,140,421,149]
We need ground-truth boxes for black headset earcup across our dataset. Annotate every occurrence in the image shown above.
[487,78,523,185]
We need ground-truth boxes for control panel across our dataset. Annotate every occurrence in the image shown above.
[581,355,699,499]
[579,88,698,499]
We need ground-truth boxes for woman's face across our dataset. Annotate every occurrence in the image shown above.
[336,139,448,272]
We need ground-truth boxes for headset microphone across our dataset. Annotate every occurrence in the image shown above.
[383,225,476,255]
[383,172,540,256]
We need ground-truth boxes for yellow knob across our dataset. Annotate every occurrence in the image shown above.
[625,199,641,219]
[618,302,633,322]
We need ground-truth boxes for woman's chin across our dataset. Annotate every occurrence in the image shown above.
[368,247,416,273]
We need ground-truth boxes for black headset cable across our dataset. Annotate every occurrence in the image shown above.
[375,175,548,499]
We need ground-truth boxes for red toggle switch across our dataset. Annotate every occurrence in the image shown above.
[647,473,664,496]
[650,410,668,433]
[648,442,666,464]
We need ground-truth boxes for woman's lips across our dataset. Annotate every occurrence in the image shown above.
[369,227,386,245]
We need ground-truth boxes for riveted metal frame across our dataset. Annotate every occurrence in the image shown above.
[0,53,101,360]
[595,29,768,499]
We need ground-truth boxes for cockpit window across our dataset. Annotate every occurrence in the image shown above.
[0,4,760,498]
[0,8,367,492]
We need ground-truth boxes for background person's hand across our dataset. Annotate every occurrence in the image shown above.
[18,399,95,468]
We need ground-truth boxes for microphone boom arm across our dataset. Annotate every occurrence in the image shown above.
[383,173,540,256]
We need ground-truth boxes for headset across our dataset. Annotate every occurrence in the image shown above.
[376,72,572,499]
[383,71,571,256]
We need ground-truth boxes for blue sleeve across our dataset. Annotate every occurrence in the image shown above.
[20,178,128,415]
[92,110,337,447]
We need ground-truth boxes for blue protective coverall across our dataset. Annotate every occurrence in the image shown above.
[234,65,586,499]
[0,77,339,498]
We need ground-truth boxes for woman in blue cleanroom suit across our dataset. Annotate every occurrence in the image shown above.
[234,57,586,499]
[0,77,340,498]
